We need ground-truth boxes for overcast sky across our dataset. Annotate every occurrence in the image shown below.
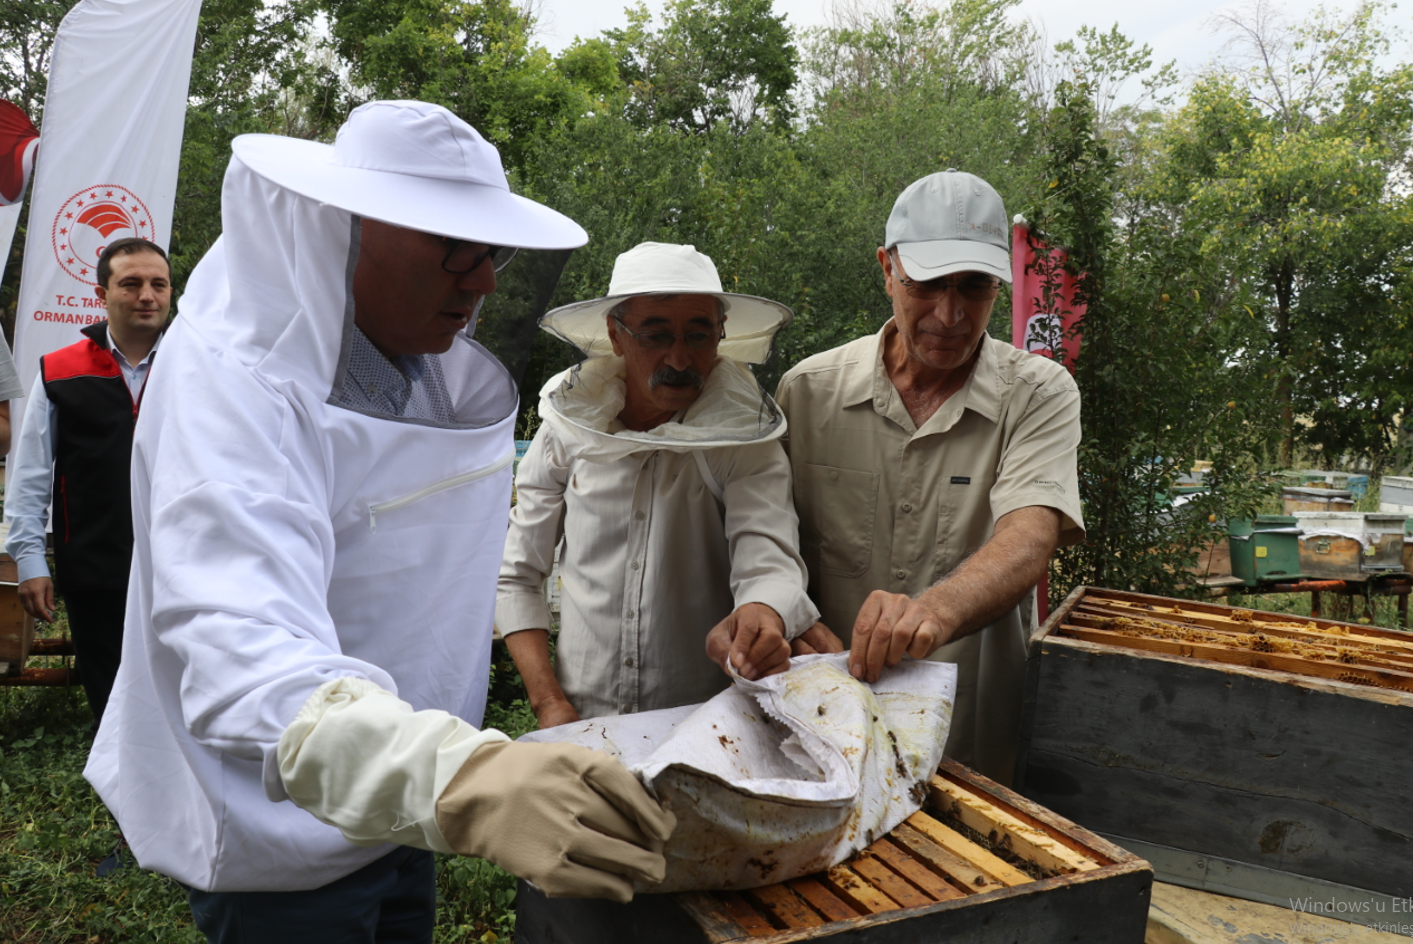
[529,0,1406,86]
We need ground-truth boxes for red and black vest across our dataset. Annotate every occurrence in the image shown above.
[40,322,153,590]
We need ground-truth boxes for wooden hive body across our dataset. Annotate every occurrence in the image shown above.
[1016,587,1413,907]
[0,580,32,675]
[516,759,1152,944]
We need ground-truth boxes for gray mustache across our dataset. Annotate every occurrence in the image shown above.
[649,365,704,390]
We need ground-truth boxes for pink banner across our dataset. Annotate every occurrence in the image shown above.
[1010,222,1088,623]
[1010,223,1084,373]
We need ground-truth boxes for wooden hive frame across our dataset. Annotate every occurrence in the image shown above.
[1016,586,1413,905]
[1054,591,1413,692]
[516,759,1153,944]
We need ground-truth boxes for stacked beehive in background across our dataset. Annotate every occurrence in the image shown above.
[1381,475,1413,575]
[1292,511,1407,578]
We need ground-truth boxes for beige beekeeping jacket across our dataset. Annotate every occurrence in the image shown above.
[497,354,819,719]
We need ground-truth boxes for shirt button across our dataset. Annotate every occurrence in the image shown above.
[626,608,635,618]
[621,704,632,714]
[896,569,906,579]
[902,502,912,512]
[635,511,645,520]
[874,398,885,408]
[624,657,635,667]
[829,470,839,481]
[630,561,640,570]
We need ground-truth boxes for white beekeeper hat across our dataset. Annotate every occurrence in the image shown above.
[230,100,586,250]
[539,242,792,364]
[885,169,1011,283]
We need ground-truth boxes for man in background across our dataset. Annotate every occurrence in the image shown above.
[6,237,169,725]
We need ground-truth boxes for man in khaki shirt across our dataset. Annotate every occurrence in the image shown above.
[776,170,1083,784]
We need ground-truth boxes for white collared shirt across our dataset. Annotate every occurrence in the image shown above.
[4,331,160,584]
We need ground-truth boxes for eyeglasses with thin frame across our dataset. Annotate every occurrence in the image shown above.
[612,314,725,351]
[890,251,1000,302]
[439,238,518,275]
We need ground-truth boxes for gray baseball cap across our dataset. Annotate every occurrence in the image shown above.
[885,169,1011,283]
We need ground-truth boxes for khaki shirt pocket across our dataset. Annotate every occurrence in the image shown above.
[798,463,879,578]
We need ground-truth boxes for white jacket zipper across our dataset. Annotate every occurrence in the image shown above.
[367,449,515,532]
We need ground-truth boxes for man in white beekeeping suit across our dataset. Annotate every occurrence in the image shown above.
[83,101,674,943]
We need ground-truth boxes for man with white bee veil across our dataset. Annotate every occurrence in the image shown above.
[84,101,675,942]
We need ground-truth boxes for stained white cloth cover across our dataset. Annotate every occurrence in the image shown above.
[83,151,522,891]
[522,653,956,892]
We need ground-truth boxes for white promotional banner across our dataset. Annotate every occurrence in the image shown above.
[10,0,202,407]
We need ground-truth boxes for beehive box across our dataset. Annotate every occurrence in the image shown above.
[0,581,32,676]
[1300,470,1370,498]
[1294,511,1408,577]
[1281,487,1354,514]
[516,759,1152,944]
[1380,475,1413,512]
[1227,516,1302,585]
[1017,587,1413,909]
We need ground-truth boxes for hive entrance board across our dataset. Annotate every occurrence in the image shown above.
[516,759,1153,944]
[1054,593,1413,693]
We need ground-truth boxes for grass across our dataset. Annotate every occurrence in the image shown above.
[1,631,537,944]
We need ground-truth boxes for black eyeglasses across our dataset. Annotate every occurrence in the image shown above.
[612,315,724,351]
[891,252,1000,302]
[439,238,518,275]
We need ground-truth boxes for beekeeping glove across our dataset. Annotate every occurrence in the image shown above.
[276,677,673,902]
[436,739,676,902]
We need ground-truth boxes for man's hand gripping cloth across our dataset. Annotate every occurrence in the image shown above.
[277,678,676,902]
[521,652,956,892]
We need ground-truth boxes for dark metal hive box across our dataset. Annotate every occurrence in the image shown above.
[1016,586,1413,913]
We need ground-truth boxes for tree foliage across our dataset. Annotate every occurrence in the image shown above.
[1,0,1410,570]
[1036,79,1275,599]
[0,0,68,118]
[1157,1,1413,466]
[606,0,798,133]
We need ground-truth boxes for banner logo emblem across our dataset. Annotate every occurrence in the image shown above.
[51,185,155,285]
